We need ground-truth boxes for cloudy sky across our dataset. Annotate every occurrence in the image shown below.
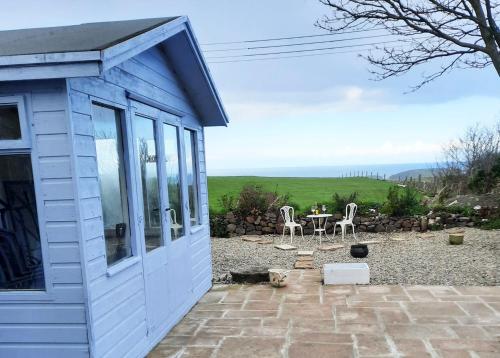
[2,0,499,173]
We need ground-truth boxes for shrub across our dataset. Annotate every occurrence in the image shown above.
[331,192,358,214]
[217,194,237,214]
[479,218,500,230]
[381,186,424,216]
[209,215,228,238]
[236,184,291,217]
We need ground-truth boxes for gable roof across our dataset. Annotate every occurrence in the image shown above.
[0,18,178,56]
[0,17,228,126]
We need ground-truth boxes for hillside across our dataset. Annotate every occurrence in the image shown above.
[208,176,393,212]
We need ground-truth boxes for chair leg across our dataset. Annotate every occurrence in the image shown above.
[342,224,346,241]
[352,224,357,240]
[282,226,286,244]
[290,227,294,245]
[299,226,304,240]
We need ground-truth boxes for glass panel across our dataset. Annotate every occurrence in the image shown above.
[135,116,162,252]
[93,104,131,266]
[0,155,44,290]
[184,129,200,226]
[0,105,22,140]
[163,124,184,240]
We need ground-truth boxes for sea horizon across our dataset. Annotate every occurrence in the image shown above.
[208,162,438,179]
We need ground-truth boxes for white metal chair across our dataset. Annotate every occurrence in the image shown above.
[279,206,304,244]
[333,203,357,241]
[170,208,183,239]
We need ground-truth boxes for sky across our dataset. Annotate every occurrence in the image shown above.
[2,0,499,173]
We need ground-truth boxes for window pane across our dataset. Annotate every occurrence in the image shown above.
[163,124,184,240]
[0,105,21,140]
[135,116,162,252]
[184,129,200,226]
[93,104,131,266]
[0,155,44,290]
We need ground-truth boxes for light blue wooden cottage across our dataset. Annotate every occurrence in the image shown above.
[0,17,228,357]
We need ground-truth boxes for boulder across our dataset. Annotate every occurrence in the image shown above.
[226,223,236,233]
[246,216,255,224]
[230,266,270,283]
[375,224,385,233]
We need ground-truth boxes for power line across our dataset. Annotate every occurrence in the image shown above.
[207,47,381,64]
[201,27,390,46]
[203,33,395,52]
[205,38,420,59]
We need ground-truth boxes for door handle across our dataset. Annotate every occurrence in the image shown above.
[165,208,171,212]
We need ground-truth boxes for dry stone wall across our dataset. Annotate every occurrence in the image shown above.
[211,210,484,238]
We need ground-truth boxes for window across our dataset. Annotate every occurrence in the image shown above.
[134,115,162,252]
[0,106,21,140]
[93,104,131,266]
[184,129,200,226]
[0,99,45,290]
[163,124,184,239]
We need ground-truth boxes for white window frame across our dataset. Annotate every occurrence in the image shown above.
[0,95,31,150]
[0,94,53,300]
[90,100,137,273]
[182,126,202,230]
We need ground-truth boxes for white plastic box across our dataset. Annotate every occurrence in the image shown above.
[323,263,370,285]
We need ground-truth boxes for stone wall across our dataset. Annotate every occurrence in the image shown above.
[211,210,486,238]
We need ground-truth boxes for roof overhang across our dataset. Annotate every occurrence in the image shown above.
[0,17,229,127]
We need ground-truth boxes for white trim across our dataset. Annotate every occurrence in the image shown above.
[0,92,54,301]
[0,62,101,81]
[0,95,31,150]
[126,90,185,117]
[0,51,101,66]
[101,17,187,71]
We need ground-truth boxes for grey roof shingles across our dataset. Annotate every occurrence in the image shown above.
[0,17,178,56]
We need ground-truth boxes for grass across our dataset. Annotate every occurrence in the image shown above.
[208,176,393,212]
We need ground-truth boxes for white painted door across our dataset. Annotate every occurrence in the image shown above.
[162,121,191,315]
[132,103,171,335]
[132,102,191,336]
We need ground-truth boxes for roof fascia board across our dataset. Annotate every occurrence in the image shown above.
[101,16,187,71]
[0,62,101,81]
[0,51,101,66]
[182,19,229,125]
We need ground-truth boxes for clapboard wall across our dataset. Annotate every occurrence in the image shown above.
[0,80,89,358]
[67,44,212,357]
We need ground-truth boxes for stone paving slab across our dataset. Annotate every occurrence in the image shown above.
[149,269,500,357]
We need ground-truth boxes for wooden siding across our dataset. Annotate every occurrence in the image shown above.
[0,81,89,357]
[68,44,212,358]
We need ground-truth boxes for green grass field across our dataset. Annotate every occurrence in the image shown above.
[208,176,393,212]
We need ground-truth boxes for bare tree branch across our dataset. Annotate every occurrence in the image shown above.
[317,0,500,89]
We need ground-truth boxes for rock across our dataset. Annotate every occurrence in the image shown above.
[458,216,470,222]
[375,224,385,233]
[294,261,314,269]
[298,250,314,256]
[226,223,236,232]
[359,240,381,245]
[246,216,255,224]
[318,244,344,251]
[257,239,273,245]
[230,266,270,283]
[235,227,245,235]
[242,236,261,242]
[420,217,428,232]
[262,226,274,234]
[333,213,343,220]
[274,244,297,250]
[245,224,255,231]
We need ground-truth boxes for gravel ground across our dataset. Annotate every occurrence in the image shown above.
[211,228,500,286]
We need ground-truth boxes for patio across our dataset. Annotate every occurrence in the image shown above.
[148,270,500,357]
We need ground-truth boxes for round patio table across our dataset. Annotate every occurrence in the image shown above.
[306,213,332,245]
